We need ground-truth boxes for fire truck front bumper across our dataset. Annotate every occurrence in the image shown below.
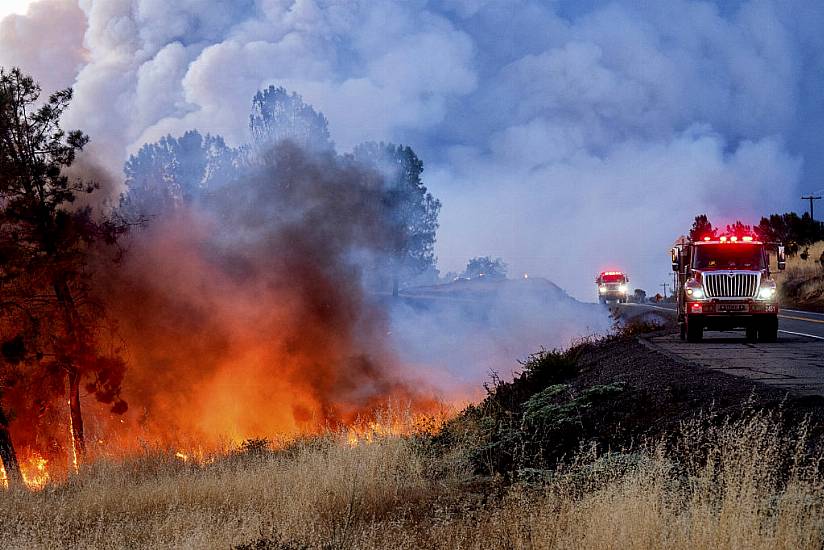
[685,301,777,316]
[685,301,778,330]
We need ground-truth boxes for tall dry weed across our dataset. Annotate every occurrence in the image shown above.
[0,413,821,549]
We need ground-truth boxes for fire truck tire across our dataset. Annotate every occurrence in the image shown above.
[745,324,758,342]
[759,317,778,343]
[686,319,703,342]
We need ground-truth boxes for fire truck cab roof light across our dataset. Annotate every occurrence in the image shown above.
[703,235,758,244]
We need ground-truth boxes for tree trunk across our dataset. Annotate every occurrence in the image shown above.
[53,278,86,464]
[0,403,21,486]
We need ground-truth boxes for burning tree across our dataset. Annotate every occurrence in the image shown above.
[0,68,127,481]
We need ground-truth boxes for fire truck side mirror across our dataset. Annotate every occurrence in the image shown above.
[671,248,680,272]
[777,246,786,271]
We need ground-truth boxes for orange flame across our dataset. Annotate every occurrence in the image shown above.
[345,409,450,446]
[20,452,49,490]
[68,404,78,473]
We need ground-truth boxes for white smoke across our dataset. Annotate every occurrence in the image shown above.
[1,0,821,298]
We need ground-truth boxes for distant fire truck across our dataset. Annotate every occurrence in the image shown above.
[596,271,630,304]
[671,233,785,342]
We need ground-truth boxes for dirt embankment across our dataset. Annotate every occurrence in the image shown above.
[440,330,824,477]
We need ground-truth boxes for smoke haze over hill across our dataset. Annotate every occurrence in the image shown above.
[1,0,822,298]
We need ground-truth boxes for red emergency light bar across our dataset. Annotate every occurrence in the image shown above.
[700,234,758,243]
[601,271,625,276]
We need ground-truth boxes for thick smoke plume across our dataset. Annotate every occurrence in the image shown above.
[94,142,437,445]
[3,1,824,296]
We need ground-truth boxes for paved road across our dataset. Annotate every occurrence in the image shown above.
[622,303,824,395]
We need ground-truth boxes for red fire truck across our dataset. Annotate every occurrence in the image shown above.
[671,233,785,342]
[596,271,630,304]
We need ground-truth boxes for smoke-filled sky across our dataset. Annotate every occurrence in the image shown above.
[1,0,822,299]
[0,1,33,19]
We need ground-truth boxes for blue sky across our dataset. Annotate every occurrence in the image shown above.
[1,0,822,298]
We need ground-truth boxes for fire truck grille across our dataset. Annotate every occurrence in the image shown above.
[703,273,758,298]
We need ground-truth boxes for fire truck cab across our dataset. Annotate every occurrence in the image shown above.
[596,271,630,304]
[671,234,785,342]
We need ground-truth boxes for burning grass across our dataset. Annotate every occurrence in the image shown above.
[0,413,822,549]
[3,338,824,548]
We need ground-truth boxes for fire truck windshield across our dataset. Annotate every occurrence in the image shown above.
[693,244,765,270]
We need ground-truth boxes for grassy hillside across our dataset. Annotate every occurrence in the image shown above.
[776,241,824,311]
[2,335,824,549]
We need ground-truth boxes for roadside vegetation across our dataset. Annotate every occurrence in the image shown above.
[777,241,824,311]
[2,332,823,549]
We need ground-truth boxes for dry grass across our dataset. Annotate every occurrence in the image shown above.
[1,414,822,549]
[776,241,824,310]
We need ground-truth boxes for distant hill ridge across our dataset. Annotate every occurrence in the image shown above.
[401,277,578,304]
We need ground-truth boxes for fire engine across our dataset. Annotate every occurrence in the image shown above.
[596,271,630,304]
[671,233,785,342]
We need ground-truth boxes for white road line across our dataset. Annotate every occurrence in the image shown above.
[778,329,824,341]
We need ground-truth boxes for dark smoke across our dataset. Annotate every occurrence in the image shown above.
[97,141,435,443]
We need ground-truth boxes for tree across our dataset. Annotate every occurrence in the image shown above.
[121,130,238,218]
[0,68,127,477]
[633,289,647,303]
[725,220,752,237]
[352,142,441,295]
[757,212,824,255]
[757,214,789,245]
[249,86,333,153]
[124,93,443,302]
[689,214,715,241]
[464,257,508,280]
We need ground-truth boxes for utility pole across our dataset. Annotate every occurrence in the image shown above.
[801,195,822,221]
[660,283,669,300]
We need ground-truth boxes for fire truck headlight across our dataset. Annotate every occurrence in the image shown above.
[598,285,607,294]
[685,280,704,300]
[618,284,627,293]
[758,282,777,300]
[686,287,704,299]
